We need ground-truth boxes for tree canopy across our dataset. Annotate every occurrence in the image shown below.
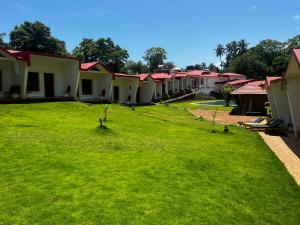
[122,60,149,74]
[143,47,167,72]
[72,38,129,72]
[216,35,300,78]
[9,21,67,55]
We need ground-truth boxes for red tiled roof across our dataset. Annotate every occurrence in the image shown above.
[266,76,282,87]
[80,62,99,70]
[150,73,172,80]
[232,81,266,95]
[174,72,187,78]
[221,73,246,77]
[0,46,79,66]
[136,73,156,81]
[186,70,220,78]
[115,73,140,79]
[224,79,255,87]
[186,70,206,77]
[293,49,300,66]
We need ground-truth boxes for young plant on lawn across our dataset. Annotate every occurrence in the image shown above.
[211,110,217,133]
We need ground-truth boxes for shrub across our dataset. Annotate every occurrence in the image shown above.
[224,125,230,133]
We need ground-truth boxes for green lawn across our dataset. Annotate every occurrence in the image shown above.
[172,100,235,111]
[0,102,299,225]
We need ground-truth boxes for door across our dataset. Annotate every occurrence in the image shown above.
[113,86,119,102]
[44,73,54,97]
[136,87,140,103]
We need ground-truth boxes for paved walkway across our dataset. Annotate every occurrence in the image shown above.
[190,109,258,125]
[259,132,300,186]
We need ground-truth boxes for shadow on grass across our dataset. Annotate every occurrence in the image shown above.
[94,127,117,136]
[15,124,37,128]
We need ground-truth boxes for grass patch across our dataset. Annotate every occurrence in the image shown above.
[0,102,299,225]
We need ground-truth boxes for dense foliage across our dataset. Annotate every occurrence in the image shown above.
[9,21,67,55]
[72,38,129,73]
[216,35,300,78]
[143,47,167,72]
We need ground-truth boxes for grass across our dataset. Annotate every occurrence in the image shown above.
[0,102,299,225]
[172,100,235,111]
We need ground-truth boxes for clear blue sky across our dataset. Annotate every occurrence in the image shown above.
[1,0,300,68]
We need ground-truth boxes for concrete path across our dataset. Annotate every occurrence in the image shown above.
[259,132,300,186]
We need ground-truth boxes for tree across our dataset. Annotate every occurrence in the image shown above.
[9,21,67,55]
[200,62,207,69]
[237,39,249,54]
[215,44,225,69]
[73,38,129,72]
[164,61,175,71]
[122,60,149,74]
[143,47,167,72]
[208,63,220,72]
[0,33,8,47]
[230,52,266,79]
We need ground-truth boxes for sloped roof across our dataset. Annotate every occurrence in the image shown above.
[80,62,99,70]
[266,76,282,87]
[0,46,79,66]
[224,79,255,87]
[293,49,300,66]
[136,73,156,81]
[232,80,266,95]
[186,70,220,78]
[151,73,172,80]
[174,72,187,78]
[115,73,140,79]
[221,73,246,78]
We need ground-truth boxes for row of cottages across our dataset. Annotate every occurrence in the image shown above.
[0,45,153,104]
[0,44,247,104]
[266,49,300,138]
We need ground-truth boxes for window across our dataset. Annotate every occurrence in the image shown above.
[200,79,204,85]
[82,79,92,95]
[0,70,2,92]
[27,72,39,92]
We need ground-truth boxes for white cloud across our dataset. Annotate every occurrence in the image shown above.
[293,14,300,21]
[250,5,257,11]
[15,3,31,14]
[67,9,111,18]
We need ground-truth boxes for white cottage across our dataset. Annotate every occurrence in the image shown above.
[136,74,155,104]
[151,73,173,96]
[285,49,300,137]
[79,62,113,102]
[266,77,292,125]
[0,46,80,100]
[112,73,139,104]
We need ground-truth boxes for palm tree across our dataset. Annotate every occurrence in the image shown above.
[215,44,225,70]
[238,39,249,54]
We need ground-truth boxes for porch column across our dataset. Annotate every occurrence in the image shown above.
[20,66,28,99]
[165,80,168,94]
[74,71,80,99]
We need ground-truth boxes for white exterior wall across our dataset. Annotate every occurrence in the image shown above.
[167,79,174,93]
[138,77,155,103]
[267,86,279,119]
[79,71,112,101]
[25,56,79,99]
[113,77,139,104]
[154,82,163,99]
[268,82,292,124]
[286,56,300,137]
[0,59,17,98]
[174,79,180,93]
